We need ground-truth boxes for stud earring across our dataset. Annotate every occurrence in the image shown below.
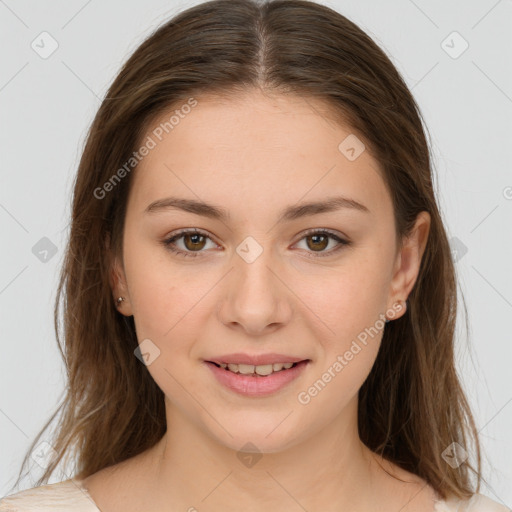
[116,296,126,307]
[385,299,408,324]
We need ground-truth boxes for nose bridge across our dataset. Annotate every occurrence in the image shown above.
[234,234,280,302]
[219,234,290,333]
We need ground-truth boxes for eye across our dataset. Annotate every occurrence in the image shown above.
[161,228,350,259]
[161,229,218,258]
[293,228,350,258]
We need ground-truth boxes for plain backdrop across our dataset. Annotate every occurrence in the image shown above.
[1,0,511,505]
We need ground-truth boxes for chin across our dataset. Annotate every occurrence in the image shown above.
[203,411,311,455]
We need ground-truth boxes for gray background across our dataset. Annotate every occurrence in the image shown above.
[1,0,511,505]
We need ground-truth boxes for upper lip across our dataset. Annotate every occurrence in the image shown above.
[206,353,309,366]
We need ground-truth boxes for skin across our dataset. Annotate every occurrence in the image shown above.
[83,89,434,511]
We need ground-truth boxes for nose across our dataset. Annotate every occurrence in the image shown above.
[216,246,292,336]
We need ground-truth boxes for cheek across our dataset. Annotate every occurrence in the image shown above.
[129,277,205,349]
[291,254,389,397]
[293,257,390,341]
[125,263,210,410]
[123,234,204,333]
[295,345,379,430]
[297,317,383,416]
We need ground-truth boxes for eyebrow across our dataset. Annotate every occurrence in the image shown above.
[144,195,370,222]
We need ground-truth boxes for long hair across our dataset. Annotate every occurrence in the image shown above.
[11,0,480,500]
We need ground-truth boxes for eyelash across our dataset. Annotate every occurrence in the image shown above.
[161,228,350,259]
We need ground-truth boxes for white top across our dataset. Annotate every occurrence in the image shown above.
[0,478,510,511]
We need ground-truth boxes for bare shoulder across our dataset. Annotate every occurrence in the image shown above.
[369,455,511,512]
[369,453,439,512]
[81,448,156,510]
[81,462,134,510]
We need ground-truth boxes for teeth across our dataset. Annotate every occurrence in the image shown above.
[255,364,273,376]
[218,362,297,375]
[238,364,255,375]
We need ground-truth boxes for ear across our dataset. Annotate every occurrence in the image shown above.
[106,232,133,317]
[387,211,431,318]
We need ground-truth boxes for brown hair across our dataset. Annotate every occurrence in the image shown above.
[12,0,481,500]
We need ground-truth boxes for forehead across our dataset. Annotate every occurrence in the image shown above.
[128,90,390,220]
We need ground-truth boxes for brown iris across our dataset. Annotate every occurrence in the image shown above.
[183,233,207,251]
[306,234,329,251]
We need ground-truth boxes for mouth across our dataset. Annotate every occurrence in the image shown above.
[207,360,301,376]
[204,359,310,397]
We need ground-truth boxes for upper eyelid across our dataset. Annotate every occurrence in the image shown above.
[167,228,220,246]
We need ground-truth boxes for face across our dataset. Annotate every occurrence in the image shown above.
[111,89,429,453]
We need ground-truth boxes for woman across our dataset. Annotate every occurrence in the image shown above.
[1,0,508,510]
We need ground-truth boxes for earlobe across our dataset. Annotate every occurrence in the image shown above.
[106,233,133,316]
[111,262,133,316]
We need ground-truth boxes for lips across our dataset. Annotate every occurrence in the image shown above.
[204,355,310,397]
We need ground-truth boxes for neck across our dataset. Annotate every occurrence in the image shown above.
[147,395,380,511]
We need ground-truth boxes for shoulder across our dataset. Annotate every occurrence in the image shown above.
[0,478,99,511]
[435,493,511,512]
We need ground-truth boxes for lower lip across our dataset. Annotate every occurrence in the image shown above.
[205,361,309,397]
